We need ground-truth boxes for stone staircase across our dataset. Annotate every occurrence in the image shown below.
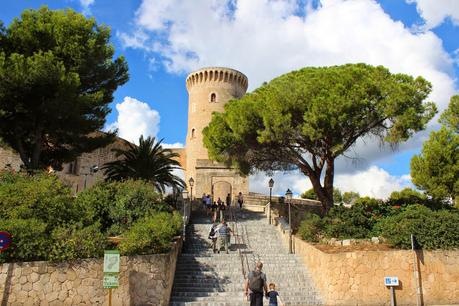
[169,209,321,306]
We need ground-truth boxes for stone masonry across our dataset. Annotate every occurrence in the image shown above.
[184,67,250,201]
[270,209,459,305]
[0,240,182,306]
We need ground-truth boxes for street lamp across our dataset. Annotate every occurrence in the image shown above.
[268,178,274,224]
[285,188,293,254]
[188,177,194,203]
[182,190,189,240]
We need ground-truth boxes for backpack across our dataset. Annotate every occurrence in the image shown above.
[208,226,216,239]
[248,271,264,293]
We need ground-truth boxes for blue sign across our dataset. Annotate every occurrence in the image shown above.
[384,276,399,287]
[0,231,12,252]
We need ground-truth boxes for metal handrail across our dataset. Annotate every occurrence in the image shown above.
[229,207,250,280]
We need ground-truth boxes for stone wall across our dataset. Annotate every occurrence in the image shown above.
[0,240,182,306]
[0,135,132,194]
[195,159,249,202]
[271,214,459,305]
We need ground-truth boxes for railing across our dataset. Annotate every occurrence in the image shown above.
[228,207,251,280]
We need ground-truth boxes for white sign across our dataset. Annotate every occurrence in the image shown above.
[384,276,399,287]
[103,250,120,273]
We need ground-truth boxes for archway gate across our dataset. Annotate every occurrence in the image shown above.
[211,177,233,205]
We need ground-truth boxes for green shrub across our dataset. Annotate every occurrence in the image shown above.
[387,188,427,206]
[298,205,376,241]
[354,197,398,218]
[323,205,376,239]
[387,188,447,210]
[377,205,459,249]
[301,189,318,200]
[119,211,182,255]
[0,172,76,227]
[48,223,107,262]
[75,179,167,235]
[298,213,324,242]
[0,219,48,263]
[301,188,342,203]
[342,191,360,204]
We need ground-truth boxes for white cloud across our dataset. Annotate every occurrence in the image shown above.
[334,166,412,199]
[162,142,184,148]
[249,166,412,200]
[77,0,95,14]
[407,0,459,30]
[106,96,160,145]
[249,170,312,197]
[122,0,456,112]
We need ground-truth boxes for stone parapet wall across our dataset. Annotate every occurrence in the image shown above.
[0,240,182,306]
[270,212,459,305]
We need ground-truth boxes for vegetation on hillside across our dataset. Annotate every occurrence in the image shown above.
[298,188,458,250]
[0,171,181,263]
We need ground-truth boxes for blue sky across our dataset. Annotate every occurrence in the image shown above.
[2,0,458,197]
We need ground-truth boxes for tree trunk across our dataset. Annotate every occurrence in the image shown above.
[299,158,335,215]
[322,158,335,213]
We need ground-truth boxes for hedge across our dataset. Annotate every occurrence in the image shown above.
[119,211,182,255]
[0,171,178,263]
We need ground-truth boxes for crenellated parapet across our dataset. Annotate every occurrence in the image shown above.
[186,67,248,92]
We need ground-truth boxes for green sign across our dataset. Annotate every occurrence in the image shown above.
[103,273,119,289]
[103,250,120,273]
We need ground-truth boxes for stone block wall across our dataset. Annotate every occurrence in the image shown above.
[271,213,459,305]
[0,240,182,306]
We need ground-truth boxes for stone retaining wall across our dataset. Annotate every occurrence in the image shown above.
[271,215,459,305]
[0,240,182,306]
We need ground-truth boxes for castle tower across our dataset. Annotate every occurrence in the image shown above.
[185,67,249,201]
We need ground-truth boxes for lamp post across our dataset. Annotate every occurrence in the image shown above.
[182,190,189,241]
[188,177,194,203]
[285,188,293,254]
[268,178,274,224]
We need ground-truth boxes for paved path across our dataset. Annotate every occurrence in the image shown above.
[169,208,322,306]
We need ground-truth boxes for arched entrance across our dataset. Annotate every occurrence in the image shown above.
[211,180,232,204]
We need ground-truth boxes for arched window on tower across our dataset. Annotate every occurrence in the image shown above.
[210,93,217,102]
[191,128,195,139]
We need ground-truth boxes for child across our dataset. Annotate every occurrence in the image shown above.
[266,283,285,306]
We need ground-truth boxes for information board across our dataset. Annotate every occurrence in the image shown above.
[103,250,120,273]
[103,273,119,289]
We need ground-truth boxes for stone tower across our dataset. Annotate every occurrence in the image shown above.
[185,67,249,201]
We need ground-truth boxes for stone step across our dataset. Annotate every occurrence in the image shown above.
[170,210,321,306]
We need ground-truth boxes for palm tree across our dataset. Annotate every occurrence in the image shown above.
[102,135,185,193]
